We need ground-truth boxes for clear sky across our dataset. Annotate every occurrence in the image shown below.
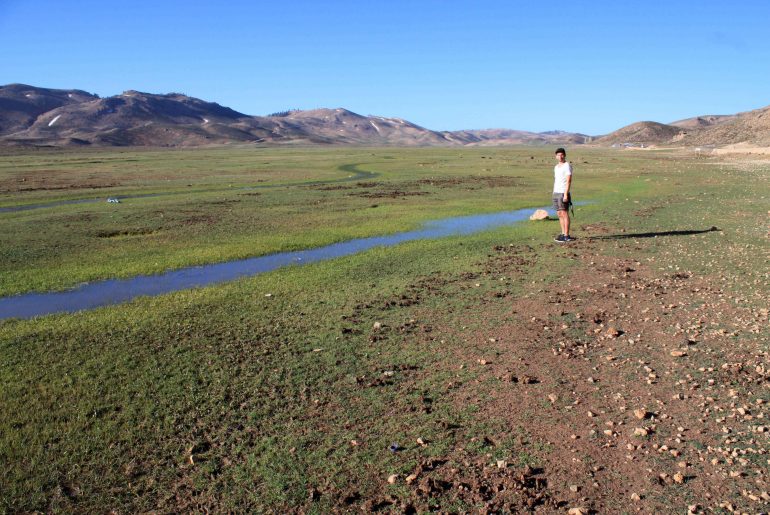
[1,0,768,135]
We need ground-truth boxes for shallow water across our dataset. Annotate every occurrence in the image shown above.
[0,205,555,320]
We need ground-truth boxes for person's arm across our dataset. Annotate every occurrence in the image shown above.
[563,164,572,201]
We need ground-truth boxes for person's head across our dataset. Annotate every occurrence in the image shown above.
[555,148,566,162]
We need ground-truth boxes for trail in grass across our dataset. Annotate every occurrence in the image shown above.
[0,163,379,213]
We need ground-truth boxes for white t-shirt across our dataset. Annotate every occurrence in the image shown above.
[553,162,573,194]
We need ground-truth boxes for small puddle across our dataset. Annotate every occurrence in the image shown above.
[0,205,556,320]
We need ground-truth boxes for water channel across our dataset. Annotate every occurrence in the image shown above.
[0,205,555,320]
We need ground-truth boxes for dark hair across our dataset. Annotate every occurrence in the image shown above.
[555,147,566,155]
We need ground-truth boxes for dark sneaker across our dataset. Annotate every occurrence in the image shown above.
[564,235,577,242]
[554,234,566,242]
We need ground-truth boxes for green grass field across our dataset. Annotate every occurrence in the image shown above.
[1,146,767,512]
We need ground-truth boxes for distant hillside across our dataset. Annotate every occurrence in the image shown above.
[678,105,770,147]
[669,114,738,129]
[2,84,767,148]
[0,84,586,148]
[594,121,684,146]
[0,84,98,137]
[596,106,770,147]
[449,129,591,146]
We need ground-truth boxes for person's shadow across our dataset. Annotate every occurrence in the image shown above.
[588,226,720,240]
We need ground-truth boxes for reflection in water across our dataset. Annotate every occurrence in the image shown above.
[0,206,552,320]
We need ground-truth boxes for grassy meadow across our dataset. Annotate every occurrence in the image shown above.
[0,146,767,512]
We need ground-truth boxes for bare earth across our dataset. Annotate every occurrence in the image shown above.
[350,224,768,514]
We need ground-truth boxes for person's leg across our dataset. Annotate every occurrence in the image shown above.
[557,210,567,235]
[563,210,570,237]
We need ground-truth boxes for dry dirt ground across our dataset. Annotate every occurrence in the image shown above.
[344,224,768,514]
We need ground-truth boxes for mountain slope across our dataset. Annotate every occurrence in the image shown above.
[680,105,770,147]
[594,121,684,145]
[0,84,98,136]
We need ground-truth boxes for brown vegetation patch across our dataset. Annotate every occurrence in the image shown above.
[414,175,523,189]
[94,227,158,238]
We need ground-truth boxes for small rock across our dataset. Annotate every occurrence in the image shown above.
[405,473,418,483]
[569,484,579,492]
[521,375,536,384]
[529,209,549,221]
[634,409,649,420]
[264,293,273,297]
[633,427,649,437]
[568,508,588,515]
[416,437,427,446]
[373,321,382,331]
[605,327,621,338]
[478,359,488,365]
[630,492,641,501]
[673,472,685,484]
[670,350,687,357]
[496,460,507,469]
[548,394,558,404]
[387,474,398,484]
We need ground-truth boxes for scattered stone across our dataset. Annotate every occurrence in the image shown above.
[569,484,579,492]
[405,473,418,483]
[496,460,507,469]
[605,327,621,338]
[634,409,649,420]
[373,321,382,331]
[529,209,549,221]
[568,508,588,515]
[521,375,536,384]
[387,474,398,484]
[673,472,685,484]
[630,492,641,501]
[416,437,427,446]
[670,350,687,357]
[633,427,649,437]
[548,394,558,404]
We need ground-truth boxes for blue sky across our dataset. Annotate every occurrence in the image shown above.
[1,1,768,134]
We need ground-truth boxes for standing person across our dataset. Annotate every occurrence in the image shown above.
[552,147,575,242]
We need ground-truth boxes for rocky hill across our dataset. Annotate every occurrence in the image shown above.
[669,114,738,129]
[678,105,770,147]
[594,121,685,146]
[595,106,770,147]
[0,84,586,148]
[0,84,98,137]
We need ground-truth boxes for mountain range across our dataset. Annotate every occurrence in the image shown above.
[0,84,767,148]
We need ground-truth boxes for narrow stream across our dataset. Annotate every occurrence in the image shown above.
[0,205,553,320]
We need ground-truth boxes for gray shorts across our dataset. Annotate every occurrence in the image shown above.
[552,193,571,211]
